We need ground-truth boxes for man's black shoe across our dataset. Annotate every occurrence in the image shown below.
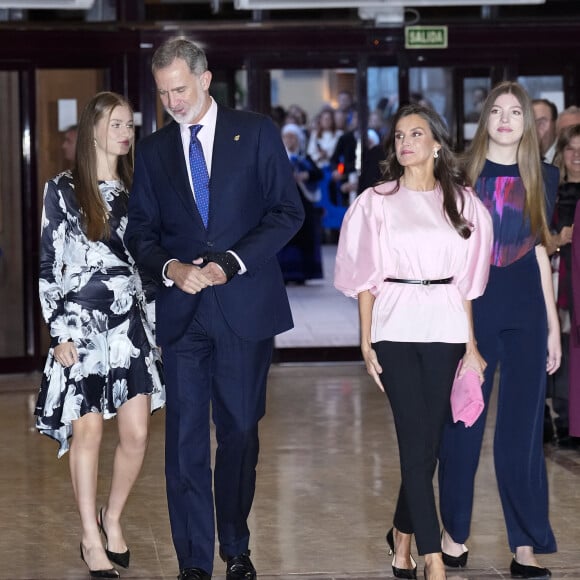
[220,550,257,579]
[177,567,211,580]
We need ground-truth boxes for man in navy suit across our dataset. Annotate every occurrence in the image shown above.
[125,37,304,580]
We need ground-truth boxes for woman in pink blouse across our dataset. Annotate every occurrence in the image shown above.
[334,104,493,580]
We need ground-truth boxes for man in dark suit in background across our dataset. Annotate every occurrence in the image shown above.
[125,37,304,580]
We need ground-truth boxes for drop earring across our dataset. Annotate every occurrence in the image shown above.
[94,138,98,148]
[434,149,439,159]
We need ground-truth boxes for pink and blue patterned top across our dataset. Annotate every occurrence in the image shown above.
[476,160,558,267]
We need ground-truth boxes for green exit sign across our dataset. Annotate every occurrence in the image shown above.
[405,26,448,49]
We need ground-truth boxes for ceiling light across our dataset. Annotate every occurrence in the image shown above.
[235,0,545,8]
[0,0,94,8]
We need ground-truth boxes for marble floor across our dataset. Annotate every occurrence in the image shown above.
[1,366,579,580]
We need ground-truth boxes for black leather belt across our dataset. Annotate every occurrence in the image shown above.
[384,276,453,286]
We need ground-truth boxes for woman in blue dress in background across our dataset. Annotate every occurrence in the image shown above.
[36,92,164,578]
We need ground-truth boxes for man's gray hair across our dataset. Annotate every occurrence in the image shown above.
[560,105,580,117]
[152,37,208,76]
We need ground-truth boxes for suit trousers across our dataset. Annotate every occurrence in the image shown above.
[438,250,557,553]
[162,287,274,573]
[374,340,464,555]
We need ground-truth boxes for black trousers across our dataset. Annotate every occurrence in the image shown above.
[374,340,464,555]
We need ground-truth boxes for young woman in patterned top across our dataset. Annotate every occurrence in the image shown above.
[438,81,560,580]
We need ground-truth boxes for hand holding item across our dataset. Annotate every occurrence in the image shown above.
[460,345,487,382]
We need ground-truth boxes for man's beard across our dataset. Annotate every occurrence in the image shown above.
[166,96,205,125]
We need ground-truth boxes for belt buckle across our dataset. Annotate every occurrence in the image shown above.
[421,279,430,286]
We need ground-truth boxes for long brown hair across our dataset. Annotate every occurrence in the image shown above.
[380,103,473,239]
[316,108,337,139]
[464,81,548,244]
[553,123,580,184]
[72,91,134,241]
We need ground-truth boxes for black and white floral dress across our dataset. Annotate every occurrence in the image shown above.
[35,171,165,457]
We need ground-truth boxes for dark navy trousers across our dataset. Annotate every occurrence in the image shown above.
[375,340,465,555]
[162,288,273,573]
[438,250,557,553]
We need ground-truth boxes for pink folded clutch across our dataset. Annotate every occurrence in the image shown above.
[450,359,484,428]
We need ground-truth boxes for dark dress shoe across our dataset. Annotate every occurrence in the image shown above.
[79,543,120,579]
[440,530,468,568]
[177,567,212,580]
[97,507,131,568]
[510,558,551,578]
[221,550,257,580]
[386,528,417,579]
[442,550,469,568]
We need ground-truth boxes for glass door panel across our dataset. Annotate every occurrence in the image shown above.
[517,75,564,113]
[367,65,399,135]
[462,77,492,144]
[409,67,454,128]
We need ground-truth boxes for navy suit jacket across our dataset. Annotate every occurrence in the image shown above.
[125,106,305,346]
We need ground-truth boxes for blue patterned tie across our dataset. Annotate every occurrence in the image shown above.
[189,124,210,227]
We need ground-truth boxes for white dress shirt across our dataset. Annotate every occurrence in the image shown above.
[162,98,245,286]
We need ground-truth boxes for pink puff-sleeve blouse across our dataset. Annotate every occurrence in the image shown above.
[334,181,493,343]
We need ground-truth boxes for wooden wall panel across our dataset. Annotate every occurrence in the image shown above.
[35,69,105,191]
[35,69,105,354]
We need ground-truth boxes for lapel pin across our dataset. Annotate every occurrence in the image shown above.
[234,135,240,141]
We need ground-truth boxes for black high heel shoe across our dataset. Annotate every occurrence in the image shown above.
[79,543,120,578]
[386,528,418,579]
[440,530,468,568]
[98,507,131,568]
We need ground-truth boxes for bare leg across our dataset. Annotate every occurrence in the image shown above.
[70,412,113,571]
[515,545,543,567]
[441,529,467,558]
[393,528,415,570]
[102,394,151,553]
[424,553,446,580]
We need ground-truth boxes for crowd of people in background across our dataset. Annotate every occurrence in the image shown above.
[271,90,395,283]
[268,88,580,455]
[531,98,580,451]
